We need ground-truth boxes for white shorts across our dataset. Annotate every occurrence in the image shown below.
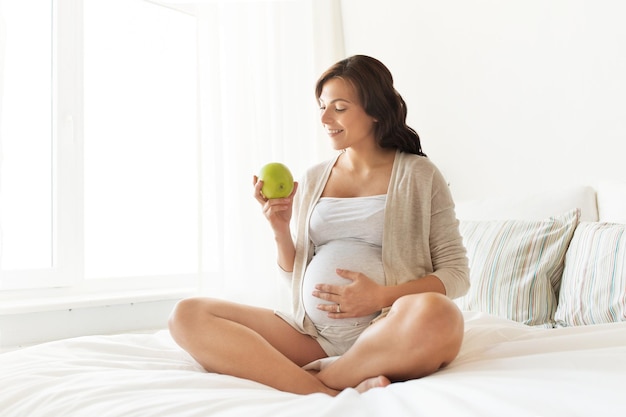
[313,322,370,357]
[275,311,376,357]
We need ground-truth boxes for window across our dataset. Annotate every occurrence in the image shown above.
[0,0,198,292]
[83,0,197,280]
[0,0,54,273]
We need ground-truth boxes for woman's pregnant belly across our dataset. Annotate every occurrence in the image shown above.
[302,240,385,327]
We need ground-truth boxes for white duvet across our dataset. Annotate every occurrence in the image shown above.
[1,312,625,417]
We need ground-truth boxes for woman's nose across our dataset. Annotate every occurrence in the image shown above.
[320,107,333,124]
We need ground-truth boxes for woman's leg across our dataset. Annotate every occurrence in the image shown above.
[168,297,337,395]
[316,292,465,390]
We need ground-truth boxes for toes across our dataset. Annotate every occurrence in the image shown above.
[354,376,391,393]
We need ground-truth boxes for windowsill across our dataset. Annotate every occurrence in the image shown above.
[0,275,283,349]
[0,273,200,315]
[0,286,196,350]
[0,287,197,315]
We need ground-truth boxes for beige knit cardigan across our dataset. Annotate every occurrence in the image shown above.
[278,150,470,336]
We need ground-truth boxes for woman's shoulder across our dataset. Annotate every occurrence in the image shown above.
[395,151,439,174]
[393,151,450,192]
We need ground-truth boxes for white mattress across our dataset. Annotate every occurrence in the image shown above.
[1,312,625,417]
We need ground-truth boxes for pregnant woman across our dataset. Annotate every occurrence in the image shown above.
[168,55,470,396]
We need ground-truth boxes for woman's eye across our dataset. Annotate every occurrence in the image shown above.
[335,108,346,112]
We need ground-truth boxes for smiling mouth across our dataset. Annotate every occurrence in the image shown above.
[327,129,344,135]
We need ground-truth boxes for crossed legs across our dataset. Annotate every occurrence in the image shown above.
[168,292,464,396]
[316,292,464,389]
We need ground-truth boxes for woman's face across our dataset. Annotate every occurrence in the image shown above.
[318,77,377,151]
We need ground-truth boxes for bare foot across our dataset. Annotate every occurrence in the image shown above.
[354,376,391,393]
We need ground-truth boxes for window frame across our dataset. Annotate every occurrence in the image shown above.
[0,0,81,291]
[0,0,199,298]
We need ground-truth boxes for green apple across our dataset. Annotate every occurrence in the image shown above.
[258,162,294,199]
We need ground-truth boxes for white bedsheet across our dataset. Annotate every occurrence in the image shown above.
[1,312,625,417]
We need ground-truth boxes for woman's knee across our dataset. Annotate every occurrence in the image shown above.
[168,297,215,343]
[397,291,461,317]
[391,292,461,322]
[390,292,464,364]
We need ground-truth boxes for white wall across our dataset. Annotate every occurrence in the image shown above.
[340,0,626,201]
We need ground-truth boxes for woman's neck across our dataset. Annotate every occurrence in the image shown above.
[340,147,396,173]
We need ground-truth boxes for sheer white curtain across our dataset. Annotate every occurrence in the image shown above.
[0,3,7,264]
[0,3,4,123]
[0,0,344,301]
[195,0,345,308]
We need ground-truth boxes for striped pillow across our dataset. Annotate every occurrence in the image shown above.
[555,222,626,326]
[456,209,580,327]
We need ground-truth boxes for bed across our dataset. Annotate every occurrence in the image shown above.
[2,184,626,416]
[1,311,625,417]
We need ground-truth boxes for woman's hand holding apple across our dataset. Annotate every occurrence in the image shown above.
[253,175,298,235]
[253,174,298,273]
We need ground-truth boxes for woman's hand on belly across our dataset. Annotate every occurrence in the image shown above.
[312,268,385,319]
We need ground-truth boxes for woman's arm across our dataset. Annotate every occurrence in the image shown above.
[273,225,296,272]
[377,274,445,307]
[253,177,298,272]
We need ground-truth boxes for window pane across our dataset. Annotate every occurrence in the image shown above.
[83,0,197,278]
[0,0,53,271]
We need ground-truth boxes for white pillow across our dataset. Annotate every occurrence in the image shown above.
[597,181,626,224]
[456,209,580,327]
[455,186,597,222]
[555,222,626,326]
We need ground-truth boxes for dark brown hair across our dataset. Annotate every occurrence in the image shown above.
[315,55,426,156]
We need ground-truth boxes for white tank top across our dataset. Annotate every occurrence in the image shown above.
[302,195,386,326]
